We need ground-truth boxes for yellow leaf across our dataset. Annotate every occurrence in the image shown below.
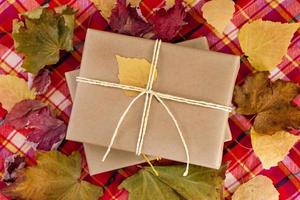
[165,0,175,9]
[0,75,35,111]
[116,55,157,96]
[232,175,279,200]
[1,151,103,200]
[202,0,235,33]
[251,128,300,169]
[91,0,117,20]
[128,0,141,7]
[238,20,300,71]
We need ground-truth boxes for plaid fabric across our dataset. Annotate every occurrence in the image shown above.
[0,0,299,199]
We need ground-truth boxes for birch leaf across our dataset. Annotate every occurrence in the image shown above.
[0,75,35,112]
[128,0,141,7]
[91,0,117,20]
[202,0,235,33]
[232,175,279,200]
[116,55,157,96]
[251,129,300,169]
[238,20,300,71]
[1,151,103,200]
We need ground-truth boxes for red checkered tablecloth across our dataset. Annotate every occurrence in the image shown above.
[0,0,299,199]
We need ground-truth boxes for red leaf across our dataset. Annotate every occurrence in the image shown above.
[29,69,51,95]
[109,0,152,37]
[2,154,25,183]
[149,0,186,41]
[5,100,66,151]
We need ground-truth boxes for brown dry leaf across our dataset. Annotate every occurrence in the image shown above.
[232,175,279,200]
[238,20,300,71]
[0,75,35,111]
[117,55,157,96]
[251,128,300,169]
[91,0,117,20]
[234,72,300,135]
[202,0,235,33]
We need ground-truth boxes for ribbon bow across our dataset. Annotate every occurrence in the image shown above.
[76,40,232,176]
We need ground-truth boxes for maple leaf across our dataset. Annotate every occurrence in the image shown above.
[120,164,226,200]
[6,99,66,151]
[201,0,235,33]
[149,0,186,41]
[251,128,300,169]
[238,20,300,71]
[234,72,300,135]
[12,6,75,74]
[0,75,35,112]
[29,69,51,95]
[116,55,157,96]
[232,175,279,200]
[109,0,152,37]
[1,151,103,200]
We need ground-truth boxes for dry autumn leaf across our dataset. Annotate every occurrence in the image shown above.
[238,20,300,71]
[1,151,103,200]
[251,128,300,169]
[202,0,235,33]
[234,72,300,135]
[91,0,117,20]
[117,55,157,96]
[0,75,35,111]
[120,165,226,200]
[12,6,75,74]
[232,175,279,200]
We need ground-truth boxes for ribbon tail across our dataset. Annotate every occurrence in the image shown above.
[153,94,190,176]
[102,91,146,161]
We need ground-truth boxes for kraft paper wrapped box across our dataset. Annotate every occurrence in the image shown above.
[65,37,233,175]
[66,29,239,171]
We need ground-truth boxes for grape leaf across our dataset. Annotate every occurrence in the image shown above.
[202,0,235,33]
[0,75,35,112]
[149,0,186,41]
[6,99,66,151]
[117,55,157,96]
[234,72,300,135]
[120,165,226,200]
[238,20,300,71]
[109,0,152,37]
[251,128,300,169]
[1,151,103,200]
[12,6,75,74]
[232,175,279,200]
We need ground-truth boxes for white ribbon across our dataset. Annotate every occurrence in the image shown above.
[76,39,232,176]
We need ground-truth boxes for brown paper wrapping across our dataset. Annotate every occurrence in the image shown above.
[66,37,232,174]
[66,29,239,170]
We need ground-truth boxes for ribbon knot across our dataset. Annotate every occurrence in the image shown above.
[76,39,232,176]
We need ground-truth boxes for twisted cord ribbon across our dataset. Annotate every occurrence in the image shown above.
[76,39,232,176]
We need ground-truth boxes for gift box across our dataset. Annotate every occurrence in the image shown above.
[66,29,239,171]
[66,37,233,175]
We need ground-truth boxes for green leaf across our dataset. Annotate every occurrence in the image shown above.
[120,169,182,200]
[12,6,75,74]
[1,151,103,200]
[120,164,227,200]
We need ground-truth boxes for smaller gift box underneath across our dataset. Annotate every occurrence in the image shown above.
[66,29,239,174]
